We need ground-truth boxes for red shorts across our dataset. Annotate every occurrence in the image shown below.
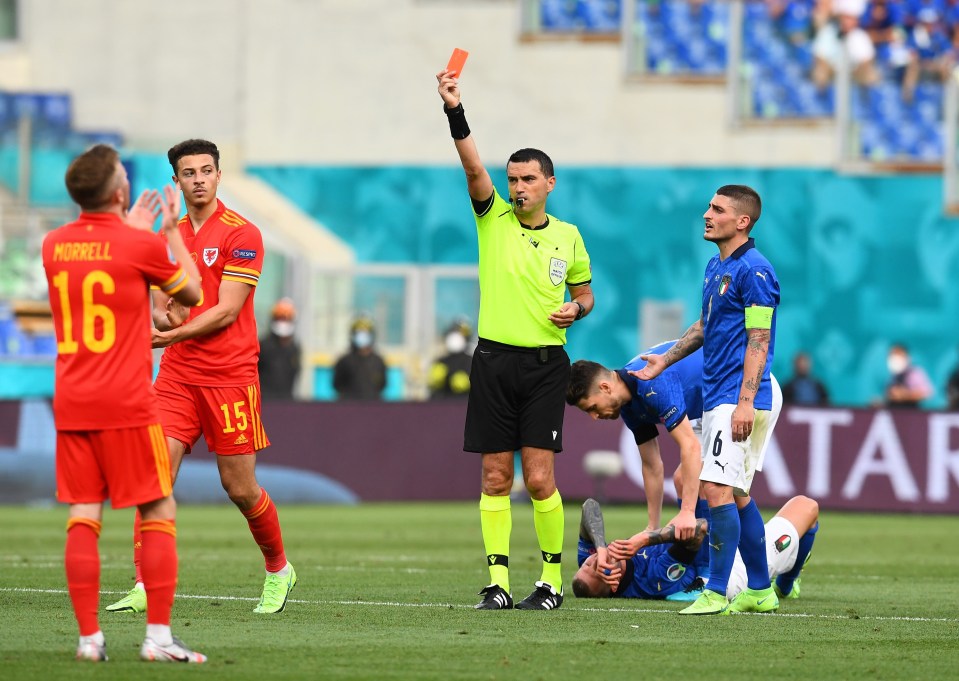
[154,375,270,455]
[56,424,172,509]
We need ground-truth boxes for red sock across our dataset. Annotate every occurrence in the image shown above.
[140,519,177,626]
[133,509,144,584]
[241,488,287,572]
[65,518,101,637]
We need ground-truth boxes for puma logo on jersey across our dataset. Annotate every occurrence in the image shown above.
[756,271,767,280]
[714,460,727,473]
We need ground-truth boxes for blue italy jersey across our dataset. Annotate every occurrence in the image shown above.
[618,340,704,445]
[576,538,706,600]
[614,545,705,599]
[701,238,779,410]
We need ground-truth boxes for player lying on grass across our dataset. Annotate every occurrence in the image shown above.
[567,346,785,614]
[572,494,818,608]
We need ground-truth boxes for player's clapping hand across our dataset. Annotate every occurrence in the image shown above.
[158,184,182,233]
[548,302,578,329]
[436,69,461,109]
[165,297,190,328]
[126,189,162,232]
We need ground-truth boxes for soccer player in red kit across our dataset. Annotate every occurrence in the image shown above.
[43,144,206,662]
[106,139,296,615]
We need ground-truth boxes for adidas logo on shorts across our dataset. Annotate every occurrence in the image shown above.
[234,434,248,445]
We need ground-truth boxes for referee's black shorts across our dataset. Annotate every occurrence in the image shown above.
[464,338,570,454]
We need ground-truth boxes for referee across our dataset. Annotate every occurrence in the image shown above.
[436,68,594,610]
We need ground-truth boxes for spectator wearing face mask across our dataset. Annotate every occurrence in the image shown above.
[258,298,302,400]
[884,342,933,408]
[332,314,387,401]
[428,319,474,400]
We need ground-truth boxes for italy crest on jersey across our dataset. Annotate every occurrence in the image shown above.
[549,257,567,286]
[666,563,686,581]
[718,273,732,295]
[202,248,219,267]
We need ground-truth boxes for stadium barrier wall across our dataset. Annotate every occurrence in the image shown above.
[250,165,959,409]
[3,400,957,512]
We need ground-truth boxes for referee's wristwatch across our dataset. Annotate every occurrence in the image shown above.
[573,301,586,320]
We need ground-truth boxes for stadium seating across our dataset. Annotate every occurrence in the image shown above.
[533,0,948,161]
[0,88,122,359]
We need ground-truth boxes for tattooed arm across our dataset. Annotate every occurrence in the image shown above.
[631,317,704,381]
[732,326,770,442]
[607,518,709,561]
[579,499,621,581]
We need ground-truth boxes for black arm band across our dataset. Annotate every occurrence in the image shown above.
[444,103,471,140]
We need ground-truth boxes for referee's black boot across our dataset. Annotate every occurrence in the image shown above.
[474,584,513,610]
[515,581,564,610]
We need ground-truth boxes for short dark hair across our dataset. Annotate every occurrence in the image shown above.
[65,144,121,210]
[716,184,762,230]
[508,148,554,178]
[571,575,592,598]
[566,359,608,406]
[168,138,220,174]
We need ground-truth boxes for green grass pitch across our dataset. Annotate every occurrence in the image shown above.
[1,502,958,680]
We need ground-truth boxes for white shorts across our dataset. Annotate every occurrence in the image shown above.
[725,516,800,600]
[699,375,782,496]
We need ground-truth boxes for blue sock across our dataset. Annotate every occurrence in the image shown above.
[692,499,712,575]
[738,499,771,590]
[705,502,739,596]
[776,521,818,595]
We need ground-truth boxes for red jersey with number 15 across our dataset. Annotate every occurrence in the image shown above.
[156,199,264,387]
[42,212,190,431]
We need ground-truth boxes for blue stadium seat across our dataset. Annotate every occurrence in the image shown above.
[578,0,620,31]
[28,334,58,357]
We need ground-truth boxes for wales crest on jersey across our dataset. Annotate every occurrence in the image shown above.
[202,248,219,266]
[549,257,567,286]
[718,273,732,295]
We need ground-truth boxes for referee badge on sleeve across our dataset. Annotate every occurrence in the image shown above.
[549,258,567,286]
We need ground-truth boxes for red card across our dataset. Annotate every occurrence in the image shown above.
[446,48,469,77]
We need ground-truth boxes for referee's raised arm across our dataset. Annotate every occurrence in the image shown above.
[436,69,493,202]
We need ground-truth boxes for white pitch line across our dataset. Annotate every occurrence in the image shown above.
[2,587,957,624]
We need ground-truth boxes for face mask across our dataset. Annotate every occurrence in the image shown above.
[353,330,373,349]
[445,332,467,354]
[271,320,295,338]
[887,355,908,374]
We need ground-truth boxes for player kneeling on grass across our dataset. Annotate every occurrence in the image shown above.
[572,495,818,606]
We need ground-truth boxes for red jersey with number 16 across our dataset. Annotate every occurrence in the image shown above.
[156,199,264,387]
[42,212,190,431]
